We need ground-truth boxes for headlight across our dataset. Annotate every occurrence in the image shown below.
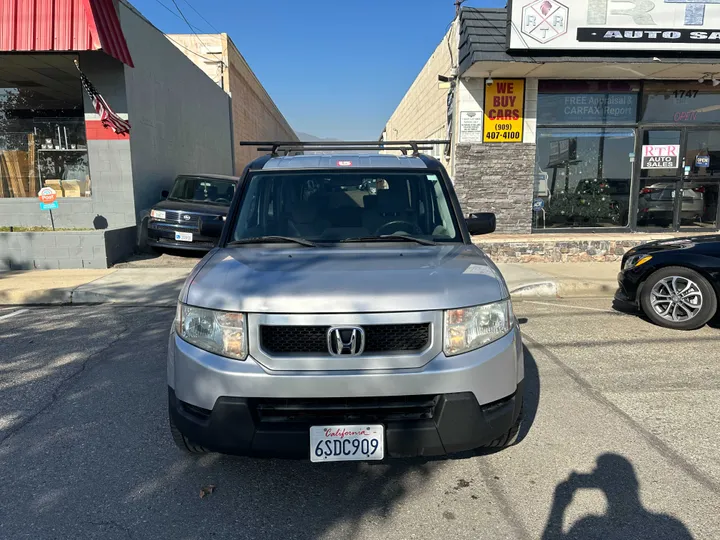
[623,254,652,270]
[175,303,247,360]
[150,209,166,220]
[444,300,513,356]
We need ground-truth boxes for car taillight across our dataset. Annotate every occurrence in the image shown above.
[640,188,652,195]
[692,186,705,193]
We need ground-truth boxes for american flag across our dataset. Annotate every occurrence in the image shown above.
[74,60,131,136]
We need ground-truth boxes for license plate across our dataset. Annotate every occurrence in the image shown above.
[310,425,384,463]
[175,232,193,242]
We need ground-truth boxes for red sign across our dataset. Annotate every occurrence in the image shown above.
[38,187,57,204]
[337,160,353,167]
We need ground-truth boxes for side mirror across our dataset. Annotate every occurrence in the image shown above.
[199,218,224,240]
[161,190,169,198]
[466,212,496,235]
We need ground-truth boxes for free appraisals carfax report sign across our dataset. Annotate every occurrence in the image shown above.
[509,0,720,51]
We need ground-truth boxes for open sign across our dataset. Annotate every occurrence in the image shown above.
[38,187,57,204]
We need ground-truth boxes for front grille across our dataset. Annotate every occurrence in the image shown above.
[363,324,429,353]
[163,210,201,225]
[252,395,439,424]
[259,324,430,355]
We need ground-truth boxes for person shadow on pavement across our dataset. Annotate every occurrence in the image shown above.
[542,453,693,540]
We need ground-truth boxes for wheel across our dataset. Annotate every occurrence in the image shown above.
[169,411,208,454]
[483,406,523,449]
[136,218,155,254]
[640,266,718,330]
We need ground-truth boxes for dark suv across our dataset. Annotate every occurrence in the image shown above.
[139,174,240,251]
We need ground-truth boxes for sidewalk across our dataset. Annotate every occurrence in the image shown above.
[0,262,620,307]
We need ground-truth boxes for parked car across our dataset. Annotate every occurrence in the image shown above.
[617,235,720,330]
[637,182,705,226]
[168,143,524,461]
[138,174,241,252]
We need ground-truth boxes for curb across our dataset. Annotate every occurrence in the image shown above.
[510,280,616,299]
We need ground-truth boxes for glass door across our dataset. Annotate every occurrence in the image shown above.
[680,130,720,229]
[636,130,683,230]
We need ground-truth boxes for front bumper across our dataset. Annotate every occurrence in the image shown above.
[168,383,523,458]
[168,326,524,457]
[147,222,215,251]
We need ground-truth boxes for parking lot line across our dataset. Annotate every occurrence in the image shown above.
[0,309,29,321]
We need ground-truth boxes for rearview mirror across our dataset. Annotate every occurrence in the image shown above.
[161,190,169,198]
[466,213,496,235]
[199,218,224,240]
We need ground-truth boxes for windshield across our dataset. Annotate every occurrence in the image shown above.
[230,171,460,243]
[168,176,236,205]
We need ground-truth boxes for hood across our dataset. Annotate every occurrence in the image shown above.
[184,244,508,313]
[629,234,720,255]
[153,199,230,216]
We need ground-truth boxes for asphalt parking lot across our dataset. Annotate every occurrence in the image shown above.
[0,298,718,539]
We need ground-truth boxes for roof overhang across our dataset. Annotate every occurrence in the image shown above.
[0,0,133,67]
[462,60,720,80]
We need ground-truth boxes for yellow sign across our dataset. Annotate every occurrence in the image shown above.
[483,79,525,143]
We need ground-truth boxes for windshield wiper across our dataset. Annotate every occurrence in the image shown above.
[227,236,317,247]
[341,235,436,246]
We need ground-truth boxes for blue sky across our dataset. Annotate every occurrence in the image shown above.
[131,0,507,140]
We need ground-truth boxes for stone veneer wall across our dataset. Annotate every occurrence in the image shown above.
[454,143,536,233]
[475,238,647,263]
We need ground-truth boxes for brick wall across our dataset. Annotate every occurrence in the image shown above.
[167,33,297,172]
[454,143,536,233]
[383,25,455,167]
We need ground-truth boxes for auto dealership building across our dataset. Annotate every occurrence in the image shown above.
[383,0,720,239]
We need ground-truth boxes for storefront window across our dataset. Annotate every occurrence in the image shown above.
[642,83,720,124]
[537,81,639,126]
[0,56,90,199]
[533,129,635,229]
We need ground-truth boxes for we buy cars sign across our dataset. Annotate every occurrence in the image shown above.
[38,187,57,204]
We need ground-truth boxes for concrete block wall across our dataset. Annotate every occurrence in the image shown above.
[383,24,456,169]
[167,33,298,172]
[0,231,108,270]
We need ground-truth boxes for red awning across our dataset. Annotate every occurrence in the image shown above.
[0,0,133,67]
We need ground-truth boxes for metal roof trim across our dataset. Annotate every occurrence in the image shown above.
[0,0,133,67]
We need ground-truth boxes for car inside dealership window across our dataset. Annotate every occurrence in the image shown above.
[0,55,91,199]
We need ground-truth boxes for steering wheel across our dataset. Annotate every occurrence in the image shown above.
[214,198,231,204]
[375,221,423,236]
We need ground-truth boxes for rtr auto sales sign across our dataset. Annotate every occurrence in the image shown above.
[510,0,720,51]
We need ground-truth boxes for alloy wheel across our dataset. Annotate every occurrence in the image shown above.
[650,276,704,323]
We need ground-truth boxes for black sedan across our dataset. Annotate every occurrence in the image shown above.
[139,174,240,252]
[617,235,720,330]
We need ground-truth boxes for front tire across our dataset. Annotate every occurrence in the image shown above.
[169,412,208,454]
[482,407,523,449]
[640,266,717,330]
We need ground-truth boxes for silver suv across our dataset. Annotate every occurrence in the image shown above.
[168,142,524,461]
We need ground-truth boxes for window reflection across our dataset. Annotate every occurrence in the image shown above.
[0,56,90,199]
[533,128,634,229]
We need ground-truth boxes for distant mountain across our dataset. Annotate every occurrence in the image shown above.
[293,132,378,154]
[295,132,340,142]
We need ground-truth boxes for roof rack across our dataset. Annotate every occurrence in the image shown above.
[239,140,450,157]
